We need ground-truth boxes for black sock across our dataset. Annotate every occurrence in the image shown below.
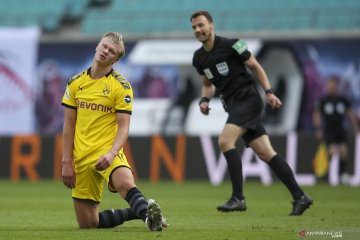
[339,159,347,175]
[98,208,137,228]
[267,155,304,200]
[223,149,244,200]
[125,187,148,221]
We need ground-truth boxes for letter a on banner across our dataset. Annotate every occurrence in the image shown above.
[200,135,227,185]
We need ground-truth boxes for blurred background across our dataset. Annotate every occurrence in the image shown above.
[0,0,359,185]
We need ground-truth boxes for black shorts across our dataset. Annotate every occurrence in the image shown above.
[324,129,347,145]
[241,123,267,146]
[224,85,267,146]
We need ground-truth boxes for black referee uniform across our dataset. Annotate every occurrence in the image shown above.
[192,33,312,215]
[193,35,266,145]
[316,95,351,145]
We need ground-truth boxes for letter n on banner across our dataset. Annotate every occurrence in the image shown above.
[150,135,186,182]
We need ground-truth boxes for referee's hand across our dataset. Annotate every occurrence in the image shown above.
[267,94,282,109]
[199,102,211,115]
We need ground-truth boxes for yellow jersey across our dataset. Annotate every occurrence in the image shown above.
[61,68,133,169]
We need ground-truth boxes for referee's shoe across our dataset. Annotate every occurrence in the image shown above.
[289,195,313,216]
[217,196,247,212]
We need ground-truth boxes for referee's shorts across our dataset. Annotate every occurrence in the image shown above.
[225,86,267,147]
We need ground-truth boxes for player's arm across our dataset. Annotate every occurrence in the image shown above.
[244,54,282,109]
[313,107,323,139]
[199,75,215,115]
[95,112,130,171]
[62,107,77,189]
[347,107,359,134]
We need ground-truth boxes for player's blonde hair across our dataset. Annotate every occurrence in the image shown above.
[102,32,125,59]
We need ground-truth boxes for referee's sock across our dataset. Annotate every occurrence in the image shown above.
[339,159,347,175]
[223,149,244,200]
[98,208,137,228]
[125,187,148,221]
[267,155,304,200]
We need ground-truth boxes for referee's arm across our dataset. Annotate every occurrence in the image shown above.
[199,75,215,115]
[200,75,215,99]
[245,55,282,109]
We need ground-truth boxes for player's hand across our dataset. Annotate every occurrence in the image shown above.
[199,102,211,115]
[62,160,76,189]
[95,152,116,171]
[315,128,323,140]
[266,94,282,109]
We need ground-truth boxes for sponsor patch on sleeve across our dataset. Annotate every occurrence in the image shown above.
[64,86,71,100]
[124,95,132,104]
[232,39,248,54]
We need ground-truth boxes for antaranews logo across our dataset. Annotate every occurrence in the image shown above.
[0,50,32,110]
[298,229,343,238]
[298,230,306,237]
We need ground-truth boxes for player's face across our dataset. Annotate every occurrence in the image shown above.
[191,15,213,43]
[326,78,338,95]
[95,37,121,65]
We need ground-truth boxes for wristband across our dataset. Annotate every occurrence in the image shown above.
[199,97,210,105]
[265,88,274,95]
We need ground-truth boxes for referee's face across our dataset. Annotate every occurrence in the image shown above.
[191,15,213,44]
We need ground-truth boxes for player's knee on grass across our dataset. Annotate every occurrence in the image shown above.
[77,218,98,229]
[73,198,99,229]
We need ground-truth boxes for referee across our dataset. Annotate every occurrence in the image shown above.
[190,11,312,215]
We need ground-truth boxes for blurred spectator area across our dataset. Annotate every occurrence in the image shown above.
[0,0,359,38]
[0,0,107,33]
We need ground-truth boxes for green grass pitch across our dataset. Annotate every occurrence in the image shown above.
[0,180,359,240]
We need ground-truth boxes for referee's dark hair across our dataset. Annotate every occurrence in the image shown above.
[190,10,213,23]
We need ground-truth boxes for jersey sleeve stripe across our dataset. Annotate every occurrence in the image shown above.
[61,102,77,109]
[116,110,132,115]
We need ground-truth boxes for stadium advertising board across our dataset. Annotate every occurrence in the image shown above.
[0,134,359,186]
